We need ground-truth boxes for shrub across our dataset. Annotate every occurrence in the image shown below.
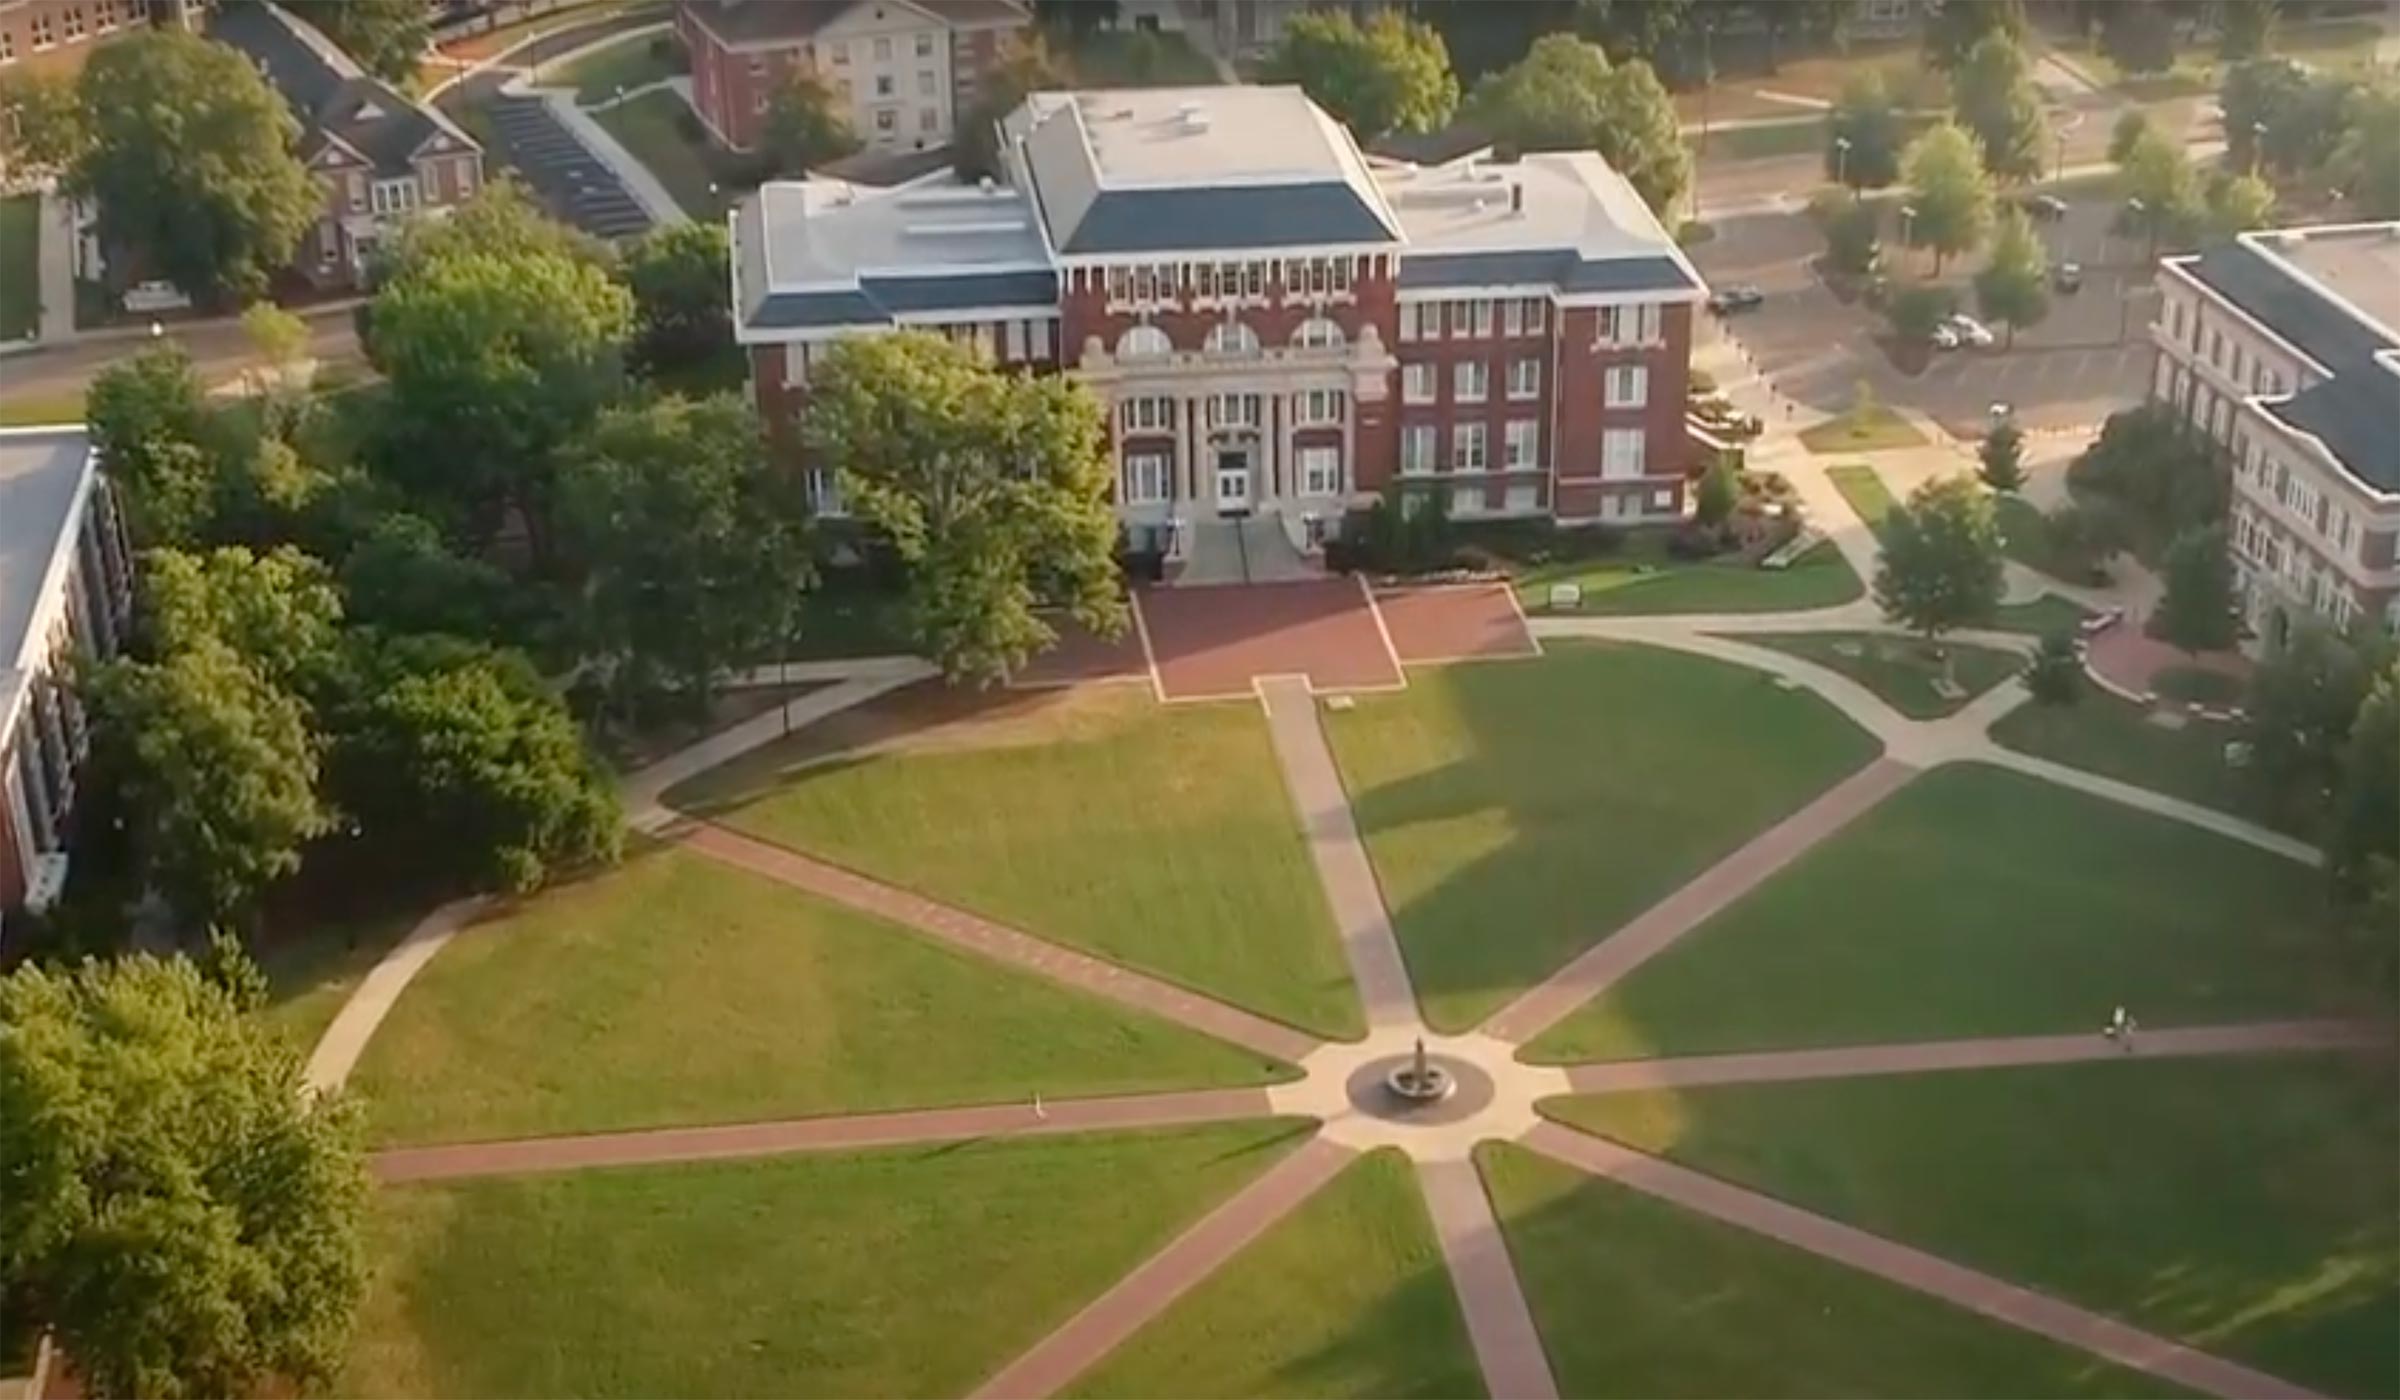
[1694,454,1739,528]
[1887,284,1958,342]
[2026,630,2084,705]
[1666,522,1727,560]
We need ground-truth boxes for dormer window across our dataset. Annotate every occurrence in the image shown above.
[1293,317,1344,351]
[1203,320,1259,357]
[1117,325,1171,359]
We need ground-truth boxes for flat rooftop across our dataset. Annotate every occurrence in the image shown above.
[1022,86,1360,189]
[0,427,93,675]
[748,178,1049,289]
[1375,150,1679,260]
[2276,225,2400,342]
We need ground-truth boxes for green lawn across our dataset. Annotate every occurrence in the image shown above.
[792,581,913,659]
[592,90,741,219]
[2155,665,2245,707]
[1478,1142,2182,1398]
[351,845,1287,1145]
[1824,463,1897,533]
[1324,642,1881,1033]
[0,389,83,427]
[1991,688,2259,822]
[1518,539,1865,616]
[1989,594,2095,637]
[1698,116,1827,161]
[256,913,416,1054]
[1801,407,1928,455]
[559,32,681,105]
[1548,1054,2400,1398]
[670,691,1362,1039]
[1736,631,2022,718]
[1525,763,2362,1063]
[0,193,39,341]
[347,1121,1309,1398]
[1066,1150,1482,1399]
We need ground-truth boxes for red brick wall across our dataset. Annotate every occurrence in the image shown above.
[684,13,803,152]
[1551,301,1692,521]
[752,343,803,458]
[0,745,23,912]
[1060,266,1395,366]
[1392,301,1553,508]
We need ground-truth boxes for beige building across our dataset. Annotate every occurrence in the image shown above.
[2152,224,2400,650]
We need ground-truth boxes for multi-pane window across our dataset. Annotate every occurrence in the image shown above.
[1120,395,1175,433]
[1293,317,1344,350]
[920,108,939,132]
[1506,482,1538,514]
[1205,320,1260,356]
[1402,362,1436,404]
[874,36,893,59]
[1,26,13,60]
[875,73,895,96]
[807,467,846,517]
[370,178,419,214]
[1401,424,1438,475]
[1507,357,1540,400]
[830,40,849,63]
[1605,365,1649,408]
[1602,428,1646,479]
[1502,299,1524,337]
[1206,393,1262,429]
[876,109,897,132]
[1453,422,1488,471]
[1596,304,1661,347]
[1399,302,1441,342]
[1460,299,1492,337]
[1294,389,1345,426]
[30,9,55,47]
[1299,446,1342,496]
[1454,360,1488,403]
[917,70,936,95]
[1122,452,1169,505]
[1504,420,1539,469]
[1516,297,1546,334]
[916,32,934,56]
[63,6,85,40]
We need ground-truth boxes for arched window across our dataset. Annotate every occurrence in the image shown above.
[1117,324,1172,359]
[1204,320,1259,356]
[1292,317,1345,351]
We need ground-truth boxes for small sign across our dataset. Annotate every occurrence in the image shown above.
[1548,583,1582,611]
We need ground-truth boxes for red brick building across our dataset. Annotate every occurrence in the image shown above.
[731,86,1707,559]
[678,0,1029,156]
[0,0,199,79]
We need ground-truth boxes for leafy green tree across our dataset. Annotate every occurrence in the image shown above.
[955,34,1067,182]
[2117,125,2204,255]
[2204,169,2278,235]
[0,68,85,182]
[67,32,319,306]
[2217,0,2278,61]
[2329,81,2400,218]
[1923,0,2026,70]
[1262,9,1458,141]
[1693,453,1738,528]
[84,640,332,922]
[1952,32,2046,180]
[2241,626,2393,829]
[1467,35,1691,217]
[2220,57,2352,177]
[805,333,1126,685]
[2065,403,2224,558]
[144,544,345,691]
[2026,629,2084,705]
[2329,661,2398,904]
[1873,476,2005,674]
[1979,420,2027,492]
[323,634,620,893]
[1822,195,1882,277]
[2098,0,2177,75]
[239,302,312,399]
[0,954,367,1400]
[1575,0,1694,64]
[622,221,737,388]
[285,0,429,84]
[1826,69,1904,190]
[1900,120,1995,273]
[763,68,861,177]
[1887,283,1959,342]
[380,179,612,280]
[2147,524,2240,655]
[367,248,633,558]
[336,511,526,645]
[1973,206,2049,347]
[556,393,814,720]
[2108,108,2152,164]
[87,344,213,545]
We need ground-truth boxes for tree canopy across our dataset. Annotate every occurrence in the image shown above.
[1979,420,2027,493]
[1973,206,2049,347]
[0,68,84,182]
[763,68,861,178]
[2097,0,2178,76]
[955,35,1067,183]
[2218,0,2278,61]
[1467,34,1690,218]
[1900,119,1995,273]
[0,954,367,1399]
[622,221,738,389]
[87,344,215,546]
[1826,69,1903,190]
[67,31,319,306]
[1873,476,2005,647]
[1923,0,2026,70]
[2330,81,2400,218]
[2117,124,2205,252]
[1261,9,1459,142]
[285,0,429,84]
[2065,403,2223,560]
[1951,32,2046,180]
[144,544,345,693]
[804,333,1125,684]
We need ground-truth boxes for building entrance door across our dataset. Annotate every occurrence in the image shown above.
[1214,450,1251,517]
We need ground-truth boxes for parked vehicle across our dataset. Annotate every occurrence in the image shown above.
[2054,260,2084,293]
[2020,193,2070,221]
[1929,323,1961,350]
[1945,313,1996,348]
[1707,285,1765,314]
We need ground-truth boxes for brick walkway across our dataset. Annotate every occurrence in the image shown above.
[1562,1021,2389,1094]
[1520,1122,2326,1400]
[1136,578,1403,701]
[1481,758,1919,1044]
[1417,1158,1560,1400]
[970,1136,1358,1399]
[1373,583,1542,664]
[674,820,1323,1065]
[374,1088,1278,1184]
[1257,677,1419,1032]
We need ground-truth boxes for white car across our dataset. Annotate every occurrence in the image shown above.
[1929,323,1962,350]
[1945,313,1996,348]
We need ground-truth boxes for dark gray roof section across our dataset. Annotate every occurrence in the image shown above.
[1366,122,1494,167]
[1058,184,1399,255]
[210,2,342,115]
[748,270,1058,330]
[1398,249,1698,296]
[211,3,459,178]
[2185,241,2400,493]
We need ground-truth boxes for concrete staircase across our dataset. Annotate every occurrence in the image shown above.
[1177,516,1323,586]
[483,97,654,239]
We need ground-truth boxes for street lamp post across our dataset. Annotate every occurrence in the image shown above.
[1834,135,1852,192]
[2120,196,2146,343]
[2250,121,2268,177]
[2054,127,2068,182]
[1899,203,1917,276]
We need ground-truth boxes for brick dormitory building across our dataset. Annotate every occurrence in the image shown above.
[727,85,1709,566]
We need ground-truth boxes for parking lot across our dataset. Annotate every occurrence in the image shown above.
[1689,189,2157,438]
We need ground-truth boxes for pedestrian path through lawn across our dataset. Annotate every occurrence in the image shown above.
[1321,641,1881,1032]
[667,686,1362,1038]
[343,1120,1312,1399]
[349,845,1288,1145]
[1524,763,2374,1063]
[1544,1053,2399,1399]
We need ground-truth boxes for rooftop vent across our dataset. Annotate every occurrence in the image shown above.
[1176,101,1209,134]
[902,218,1029,237]
[1510,183,1523,215]
[979,175,996,193]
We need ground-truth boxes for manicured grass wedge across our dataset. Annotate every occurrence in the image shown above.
[1546,1053,2399,1398]
[352,845,1287,1144]
[346,1121,1311,1398]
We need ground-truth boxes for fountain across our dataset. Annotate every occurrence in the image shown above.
[1382,1037,1455,1106]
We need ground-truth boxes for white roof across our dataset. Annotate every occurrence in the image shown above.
[1019,85,1370,190]
[745,176,1049,289]
[0,427,96,734]
[1374,149,1682,262]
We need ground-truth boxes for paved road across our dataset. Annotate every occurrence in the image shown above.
[0,300,365,412]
